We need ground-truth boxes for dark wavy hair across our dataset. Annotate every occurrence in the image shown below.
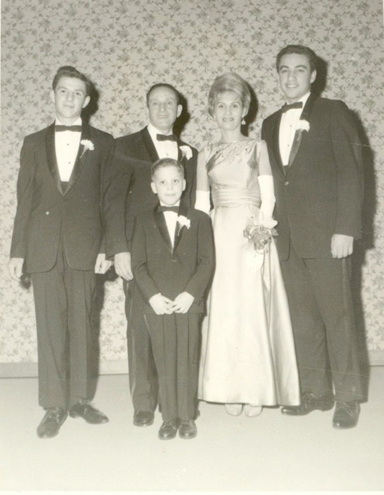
[276,45,318,73]
[52,66,91,96]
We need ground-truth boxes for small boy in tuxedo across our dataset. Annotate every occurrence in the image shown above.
[131,158,214,440]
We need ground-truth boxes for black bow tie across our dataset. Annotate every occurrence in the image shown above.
[158,205,179,213]
[157,134,177,142]
[281,102,303,113]
[55,125,82,132]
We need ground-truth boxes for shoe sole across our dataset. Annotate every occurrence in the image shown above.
[281,403,334,416]
[133,419,154,427]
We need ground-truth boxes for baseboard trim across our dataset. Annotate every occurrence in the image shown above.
[1,352,383,378]
[0,359,128,378]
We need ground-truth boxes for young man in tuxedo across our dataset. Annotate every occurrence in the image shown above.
[131,158,214,440]
[9,66,115,438]
[261,45,364,429]
[105,84,197,428]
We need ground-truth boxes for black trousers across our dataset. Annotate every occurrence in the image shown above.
[280,245,364,402]
[125,280,158,413]
[144,313,201,422]
[31,241,96,410]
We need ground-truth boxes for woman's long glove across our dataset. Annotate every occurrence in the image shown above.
[195,190,211,214]
[258,175,277,228]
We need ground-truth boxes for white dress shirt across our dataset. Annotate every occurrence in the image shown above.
[148,123,178,160]
[279,93,310,166]
[161,202,180,248]
[55,118,82,181]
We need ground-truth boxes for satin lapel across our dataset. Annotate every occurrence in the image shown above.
[64,124,91,196]
[174,203,188,253]
[154,208,173,253]
[45,123,64,195]
[288,93,317,168]
[272,113,285,176]
[142,127,160,163]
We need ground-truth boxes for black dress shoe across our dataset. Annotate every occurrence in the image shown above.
[37,407,67,438]
[69,401,109,424]
[133,411,154,427]
[332,401,360,429]
[158,418,180,440]
[281,392,334,416]
[179,420,197,439]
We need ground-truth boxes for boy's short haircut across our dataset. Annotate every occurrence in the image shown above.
[151,158,185,179]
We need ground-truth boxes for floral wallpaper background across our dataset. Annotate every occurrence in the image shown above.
[1,0,383,373]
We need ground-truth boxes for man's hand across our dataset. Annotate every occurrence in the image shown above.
[172,292,194,314]
[331,234,354,259]
[94,253,113,274]
[149,293,174,315]
[8,258,24,280]
[114,252,133,281]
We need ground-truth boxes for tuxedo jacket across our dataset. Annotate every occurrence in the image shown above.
[261,94,363,261]
[131,204,215,314]
[105,127,197,257]
[10,123,115,273]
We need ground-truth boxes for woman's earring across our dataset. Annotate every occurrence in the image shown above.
[242,119,246,125]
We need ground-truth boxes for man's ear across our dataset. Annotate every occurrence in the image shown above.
[50,90,56,104]
[310,70,317,84]
[177,104,183,118]
[82,95,91,109]
[151,181,157,194]
[182,179,186,191]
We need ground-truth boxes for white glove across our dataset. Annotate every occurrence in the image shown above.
[195,190,210,214]
[258,175,277,228]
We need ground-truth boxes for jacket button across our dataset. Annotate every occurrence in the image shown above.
[284,181,289,186]
[46,211,50,215]
[172,258,178,263]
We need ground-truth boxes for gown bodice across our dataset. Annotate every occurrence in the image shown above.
[206,140,261,208]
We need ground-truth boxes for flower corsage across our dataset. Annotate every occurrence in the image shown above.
[243,217,278,253]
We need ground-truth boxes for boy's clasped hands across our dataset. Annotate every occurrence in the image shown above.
[149,292,194,315]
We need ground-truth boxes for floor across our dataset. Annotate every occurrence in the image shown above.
[1,367,383,493]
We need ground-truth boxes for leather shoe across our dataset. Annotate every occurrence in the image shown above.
[133,411,154,427]
[37,407,67,438]
[179,420,197,439]
[69,401,109,424]
[158,418,180,440]
[333,401,360,429]
[281,392,334,416]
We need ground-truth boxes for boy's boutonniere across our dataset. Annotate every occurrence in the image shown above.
[180,145,193,160]
[296,120,310,133]
[80,139,94,158]
[177,215,191,229]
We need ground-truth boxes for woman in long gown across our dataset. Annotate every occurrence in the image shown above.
[195,73,300,417]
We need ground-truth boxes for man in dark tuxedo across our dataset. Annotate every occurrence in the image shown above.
[9,66,115,438]
[105,84,197,427]
[261,45,364,429]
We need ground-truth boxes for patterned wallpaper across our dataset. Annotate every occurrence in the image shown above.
[1,0,383,369]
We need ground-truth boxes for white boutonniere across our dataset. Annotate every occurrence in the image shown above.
[80,139,94,158]
[177,215,191,229]
[179,145,193,160]
[296,120,310,132]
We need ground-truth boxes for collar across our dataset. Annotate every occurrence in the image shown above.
[55,117,82,127]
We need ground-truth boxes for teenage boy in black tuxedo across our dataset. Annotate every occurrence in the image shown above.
[131,158,214,440]
[105,84,197,428]
[8,66,115,438]
[261,45,364,429]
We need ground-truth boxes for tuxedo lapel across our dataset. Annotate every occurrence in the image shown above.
[141,127,160,163]
[288,93,317,169]
[65,124,91,196]
[45,123,64,195]
[272,113,285,176]
[154,208,173,253]
[173,203,188,252]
